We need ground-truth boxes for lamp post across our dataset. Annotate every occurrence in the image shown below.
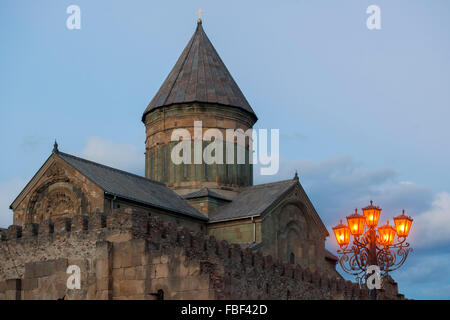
[332,201,413,300]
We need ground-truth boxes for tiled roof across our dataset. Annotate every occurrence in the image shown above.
[57,152,207,221]
[209,179,297,222]
[142,20,256,121]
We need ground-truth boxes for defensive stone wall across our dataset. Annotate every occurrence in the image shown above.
[0,208,405,300]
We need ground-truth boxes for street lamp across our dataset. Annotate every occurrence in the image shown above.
[332,201,413,300]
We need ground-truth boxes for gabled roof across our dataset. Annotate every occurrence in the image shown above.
[182,187,231,202]
[56,152,208,221]
[142,20,256,121]
[209,179,297,222]
[208,177,329,236]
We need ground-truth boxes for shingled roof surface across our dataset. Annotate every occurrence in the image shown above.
[57,152,207,221]
[209,179,297,222]
[142,20,256,120]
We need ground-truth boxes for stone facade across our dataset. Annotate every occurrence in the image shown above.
[0,208,405,300]
[208,217,262,245]
[6,151,344,297]
[11,155,104,226]
[257,188,327,270]
[206,180,332,272]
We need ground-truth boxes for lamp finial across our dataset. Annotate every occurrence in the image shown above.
[53,140,59,153]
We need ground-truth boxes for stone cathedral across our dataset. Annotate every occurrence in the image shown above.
[0,20,404,300]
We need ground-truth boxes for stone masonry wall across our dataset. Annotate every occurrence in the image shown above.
[144,103,255,193]
[0,208,405,300]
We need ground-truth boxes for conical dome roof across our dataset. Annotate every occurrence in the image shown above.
[142,20,256,121]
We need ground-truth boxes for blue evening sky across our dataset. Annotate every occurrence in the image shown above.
[1,0,449,299]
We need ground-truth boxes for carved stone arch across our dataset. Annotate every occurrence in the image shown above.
[279,201,313,236]
[26,176,90,224]
[278,198,328,267]
[282,199,325,241]
[276,201,310,266]
[280,199,326,270]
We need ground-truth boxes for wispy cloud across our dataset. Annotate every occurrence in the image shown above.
[255,156,433,225]
[394,252,450,299]
[412,192,450,249]
[78,136,144,175]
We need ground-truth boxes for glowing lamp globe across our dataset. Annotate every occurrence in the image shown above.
[333,220,350,247]
[378,221,396,246]
[362,200,381,228]
[346,209,366,237]
[394,210,413,237]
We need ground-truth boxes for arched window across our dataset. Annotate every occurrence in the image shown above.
[290,252,295,264]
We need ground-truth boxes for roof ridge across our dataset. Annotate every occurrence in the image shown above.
[183,187,231,201]
[205,188,231,198]
[158,23,198,108]
[242,179,296,190]
[57,151,166,186]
